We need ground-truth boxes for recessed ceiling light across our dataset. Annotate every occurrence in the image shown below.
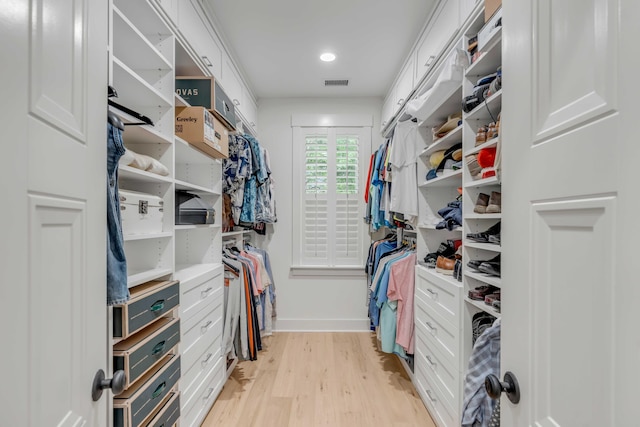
[320,52,336,62]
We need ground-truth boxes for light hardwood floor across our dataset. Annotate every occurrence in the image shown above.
[201,332,437,427]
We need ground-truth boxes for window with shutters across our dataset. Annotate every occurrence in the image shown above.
[292,125,370,269]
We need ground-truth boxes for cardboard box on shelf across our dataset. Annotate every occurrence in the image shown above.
[485,0,501,22]
[175,106,228,159]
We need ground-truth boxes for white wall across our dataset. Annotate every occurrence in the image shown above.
[254,97,383,331]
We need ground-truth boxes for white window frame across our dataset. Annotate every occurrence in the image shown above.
[291,114,372,274]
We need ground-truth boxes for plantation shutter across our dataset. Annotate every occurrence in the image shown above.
[292,123,369,268]
[303,136,329,264]
[335,135,360,265]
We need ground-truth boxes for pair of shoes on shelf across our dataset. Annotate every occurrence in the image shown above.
[436,256,455,275]
[484,290,500,306]
[469,285,499,301]
[424,239,460,268]
[466,222,501,244]
[467,254,501,277]
[473,191,501,214]
[453,258,463,282]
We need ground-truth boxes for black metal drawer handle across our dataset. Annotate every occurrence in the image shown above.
[150,300,165,312]
[152,381,166,399]
[151,340,166,355]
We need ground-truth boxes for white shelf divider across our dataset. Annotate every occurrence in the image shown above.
[418,170,463,188]
[464,270,502,288]
[127,267,173,288]
[174,263,222,284]
[420,125,463,159]
[465,242,502,252]
[118,165,173,185]
[174,179,219,195]
[124,231,173,242]
[465,136,499,156]
[464,296,501,319]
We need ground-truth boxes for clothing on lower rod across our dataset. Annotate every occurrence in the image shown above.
[106,122,129,305]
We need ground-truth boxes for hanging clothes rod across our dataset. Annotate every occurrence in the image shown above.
[107,85,155,128]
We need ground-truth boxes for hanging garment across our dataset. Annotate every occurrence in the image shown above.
[223,134,252,224]
[389,120,420,225]
[106,122,129,305]
[461,318,501,427]
[386,252,417,353]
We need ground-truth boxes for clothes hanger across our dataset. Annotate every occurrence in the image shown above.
[107,85,155,127]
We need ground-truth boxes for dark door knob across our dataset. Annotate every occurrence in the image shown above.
[92,369,126,401]
[485,371,520,404]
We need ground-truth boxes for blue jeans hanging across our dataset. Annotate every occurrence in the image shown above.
[106,123,129,305]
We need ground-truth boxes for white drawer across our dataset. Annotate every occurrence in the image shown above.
[180,293,223,372]
[180,330,222,401]
[182,355,225,427]
[414,362,457,427]
[415,266,461,329]
[415,293,460,361]
[415,330,460,411]
[179,265,223,322]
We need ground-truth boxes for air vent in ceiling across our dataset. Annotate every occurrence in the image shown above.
[324,79,349,87]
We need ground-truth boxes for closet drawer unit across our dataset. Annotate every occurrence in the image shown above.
[180,332,222,401]
[114,354,181,427]
[182,355,225,427]
[113,280,180,339]
[181,294,224,372]
[415,329,460,411]
[114,317,181,388]
[415,293,459,362]
[180,265,223,322]
[414,361,457,427]
[143,391,180,427]
[415,267,461,329]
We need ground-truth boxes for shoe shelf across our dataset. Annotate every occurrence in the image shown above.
[465,242,501,252]
[464,213,501,220]
[420,125,463,159]
[123,231,173,242]
[465,136,499,156]
[464,175,500,188]
[464,296,501,319]
[419,170,463,188]
[464,270,501,288]
[118,165,174,185]
[465,27,502,78]
[463,89,502,122]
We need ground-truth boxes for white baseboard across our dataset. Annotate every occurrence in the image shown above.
[273,318,371,332]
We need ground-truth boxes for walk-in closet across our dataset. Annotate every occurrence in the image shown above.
[3,0,638,426]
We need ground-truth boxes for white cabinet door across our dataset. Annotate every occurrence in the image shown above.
[178,0,222,78]
[502,0,636,425]
[156,0,178,24]
[381,90,396,130]
[221,56,243,108]
[395,56,415,109]
[242,88,258,131]
[1,0,108,425]
[416,0,459,81]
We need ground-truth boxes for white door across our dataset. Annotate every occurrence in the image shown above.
[0,0,109,426]
[502,0,637,425]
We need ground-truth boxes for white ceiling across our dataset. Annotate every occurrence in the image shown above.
[204,0,437,99]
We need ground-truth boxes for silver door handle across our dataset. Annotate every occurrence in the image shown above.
[201,320,213,333]
[201,287,213,298]
[426,288,438,298]
[425,321,437,335]
[426,355,437,368]
[426,389,437,403]
[425,55,435,67]
[202,56,213,67]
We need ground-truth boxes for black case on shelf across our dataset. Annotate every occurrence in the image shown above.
[175,190,215,225]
